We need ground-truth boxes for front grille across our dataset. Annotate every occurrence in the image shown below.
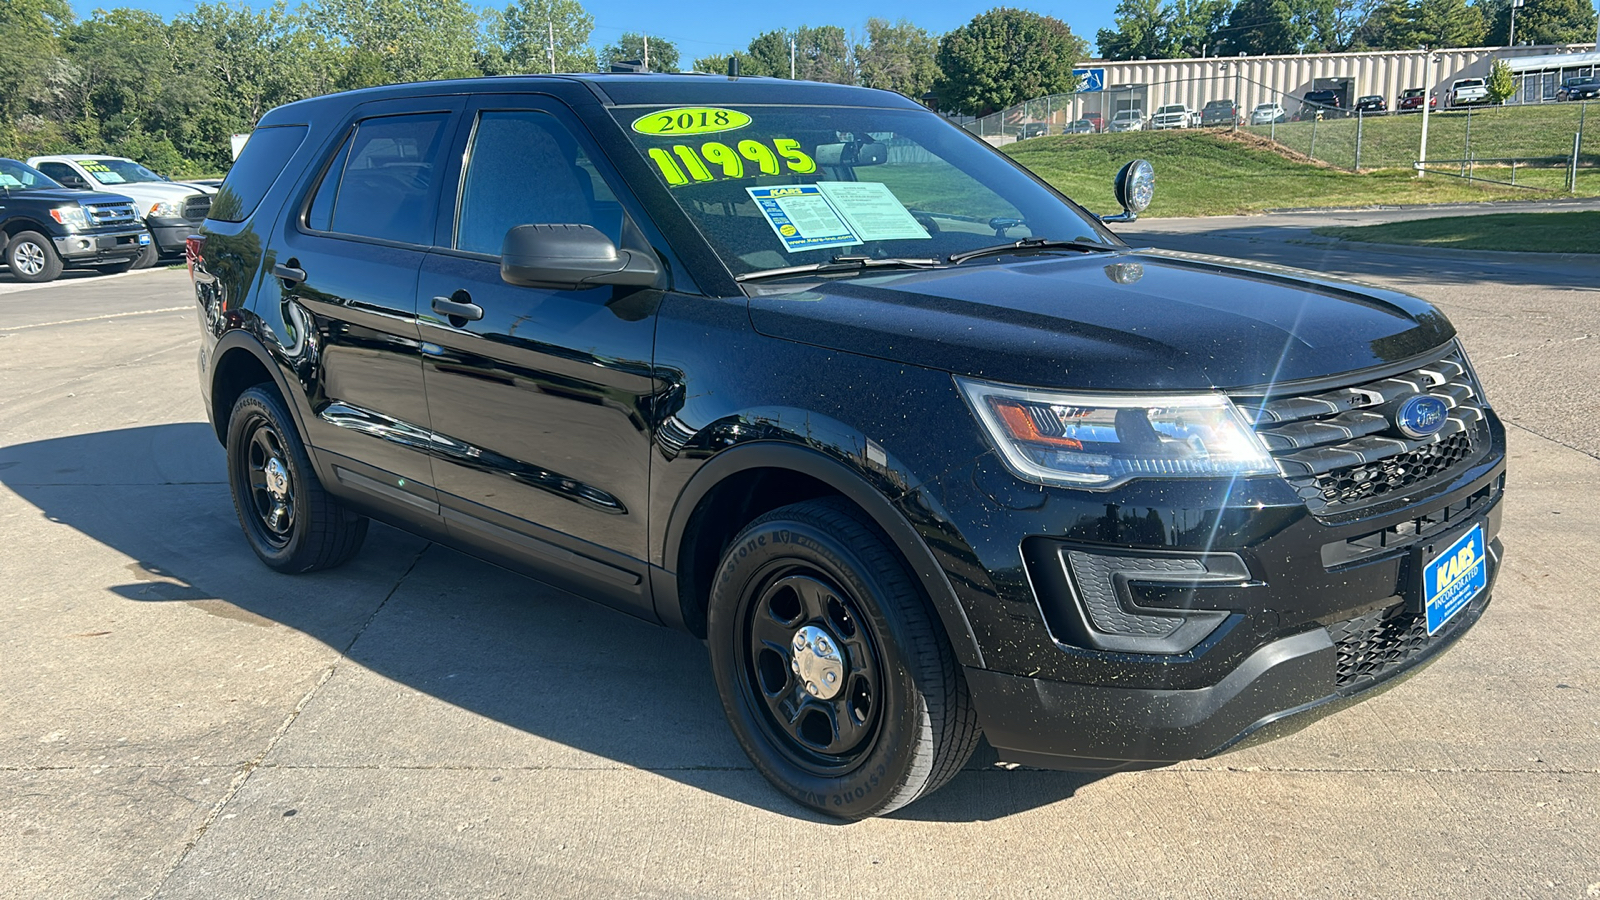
[182,194,211,221]
[1328,603,1430,688]
[83,202,137,227]
[1234,348,1487,514]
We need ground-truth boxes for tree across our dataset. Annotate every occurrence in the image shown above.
[484,0,595,75]
[1405,0,1485,46]
[1507,0,1597,44]
[742,29,793,77]
[1222,0,1311,53]
[692,52,736,74]
[855,18,940,97]
[936,8,1087,116]
[793,25,853,83]
[311,0,483,86]
[599,32,679,72]
[0,0,73,126]
[1097,0,1174,60]
[1169,0,1235,54]
[1485,58,1515,101]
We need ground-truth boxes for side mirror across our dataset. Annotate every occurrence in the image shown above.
[500,223,661,291]
[60,174,89,189]
[1099,159,1155,224]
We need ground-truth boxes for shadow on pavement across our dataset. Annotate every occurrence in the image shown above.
[0,423,1099,822]
[1124,227,1600,292]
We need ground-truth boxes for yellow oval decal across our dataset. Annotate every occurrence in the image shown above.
[632,107,751,136]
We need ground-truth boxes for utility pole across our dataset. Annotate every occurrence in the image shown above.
[790,36,796,79]
[548,21,555,74]
[643,34,649,71]
[1418,51,1435,177]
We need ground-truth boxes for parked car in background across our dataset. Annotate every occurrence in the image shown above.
[1557,76,1600,101]
[1083,113,1105,132]
[27,154,214,269]
[1200,99,1238,127]
[1063,118,1097,134]
[1397,88,1437,112]
[1108,108,1147,132]
[1448,78,1489,107]
[1249,102,1288,125]
[1300,90,1346,119]
[1355,94,1387,114]
[0,158,149,283]
[1151,104,1197,129]
[1019,122,1050,139]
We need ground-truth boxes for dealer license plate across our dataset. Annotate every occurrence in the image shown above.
[1423,523,1486,635]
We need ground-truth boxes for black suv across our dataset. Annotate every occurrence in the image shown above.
[189,75,1505,819]
[1,158,150,283]
[1301,89,1347,118]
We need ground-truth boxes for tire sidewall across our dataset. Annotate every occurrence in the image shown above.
[707,514,930,819]
[6,231,63,284]
[226,387,313,571]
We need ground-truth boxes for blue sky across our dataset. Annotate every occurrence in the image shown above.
[66,0,1122,65]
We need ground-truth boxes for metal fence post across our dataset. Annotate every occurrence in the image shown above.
[1463,109,1471,177]
[1310,114,1318,161]
[1354,111,1363,172]
[1572,132,1582,193]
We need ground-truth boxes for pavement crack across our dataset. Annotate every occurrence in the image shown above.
[141,542,431,899]
[1505,420,1600,464]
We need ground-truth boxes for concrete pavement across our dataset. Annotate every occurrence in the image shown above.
[2,234,1597,898]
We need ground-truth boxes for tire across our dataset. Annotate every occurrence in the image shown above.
[4,231,64,284]
[706,497,980,819]
[225,385,368,573]
[131,240,159,270]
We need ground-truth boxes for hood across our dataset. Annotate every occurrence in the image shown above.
[2,186,135,207]
[83,180,210,206]
[745,248,1455,392]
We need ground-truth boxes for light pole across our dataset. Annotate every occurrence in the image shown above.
[1418,51,1436,177]
[1509,0,1525,46]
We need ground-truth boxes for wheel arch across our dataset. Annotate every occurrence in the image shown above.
[662,442,983,669]
[208,330,306,446]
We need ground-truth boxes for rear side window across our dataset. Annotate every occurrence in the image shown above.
[304,113,451,245]
[209,125,308,223]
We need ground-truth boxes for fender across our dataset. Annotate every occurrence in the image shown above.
[206,326,313,444]
[662,441,984,668]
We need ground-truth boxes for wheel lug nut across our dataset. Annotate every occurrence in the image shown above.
[805,682,818,696]
[817,638,830,654]
[825,672,836,684]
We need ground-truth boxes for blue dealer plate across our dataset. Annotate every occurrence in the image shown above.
[1423,523,1486,635]
[138,233,151,245]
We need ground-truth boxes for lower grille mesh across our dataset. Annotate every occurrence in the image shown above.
[1328,604,1431,687]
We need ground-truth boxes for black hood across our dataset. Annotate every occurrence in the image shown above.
[3,186,135,207]
[746,248,1455,392]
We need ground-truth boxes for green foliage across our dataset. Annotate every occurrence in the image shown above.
[1509,0,1598,44]
[598,33,679,72]
[1097,0,1172,59]
[856,19,940,98]
[692,53,735,75]
[1224,0,1313,54]
[1486,59,1515,103]
[794,25,854,83]
[485,0,596,75]
[311,0,484,86]
[935,8,1086,116]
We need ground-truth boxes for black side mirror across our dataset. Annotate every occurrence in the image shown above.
[60,175,89,189]
[500,224,661,291]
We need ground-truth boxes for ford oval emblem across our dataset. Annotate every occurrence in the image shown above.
[1397,395,1449,439]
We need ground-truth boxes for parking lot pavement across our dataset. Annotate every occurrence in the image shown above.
[3,262,1597,899]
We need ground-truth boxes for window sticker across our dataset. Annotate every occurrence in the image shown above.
[814,182,930,242]
[633,107,752,136]
[0,174,21,188]
[90,171,126,184]
[747,185,860,253]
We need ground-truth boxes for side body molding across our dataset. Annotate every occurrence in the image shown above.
[659,441,984,669]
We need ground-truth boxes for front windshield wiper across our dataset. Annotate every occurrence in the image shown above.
[947,237,1119,265]
[735,255,943,283]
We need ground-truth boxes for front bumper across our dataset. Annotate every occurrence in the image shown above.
[969,542,1498,771]
[53,228,149,264]
[149,216,203,254]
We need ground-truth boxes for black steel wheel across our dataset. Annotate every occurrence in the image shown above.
[707,497,980,819]
[226,385,367,572]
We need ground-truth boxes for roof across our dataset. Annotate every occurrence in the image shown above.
[1503,50,1600,73]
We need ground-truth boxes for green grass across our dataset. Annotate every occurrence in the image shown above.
[1001,130,1600,218]
[1314,211,1600,253]
[1241,103,1598,171]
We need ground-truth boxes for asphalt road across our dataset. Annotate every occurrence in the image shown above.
[2,222,1597,899]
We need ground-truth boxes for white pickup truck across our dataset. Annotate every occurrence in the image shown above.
[1448,78,1489,107]
[27,155,214,267]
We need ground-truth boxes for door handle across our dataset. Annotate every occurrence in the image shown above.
[432,295,484,322]
[272,263,306,285]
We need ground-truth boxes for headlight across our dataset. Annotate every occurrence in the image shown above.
[49,205,89,229]
[957,377,1277,488]
[148,200,183,218]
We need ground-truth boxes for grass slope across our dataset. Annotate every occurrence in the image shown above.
[1002,130,1599,218]
[1315,210,1600,253]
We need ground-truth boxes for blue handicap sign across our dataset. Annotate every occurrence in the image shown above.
[1074,68,1106,92]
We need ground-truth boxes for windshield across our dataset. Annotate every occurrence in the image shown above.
[614,104,1112,277]
[1114,110,1141,120]
[78,158,166,185]
[0,159,63,192]
[1157,105,1185,114]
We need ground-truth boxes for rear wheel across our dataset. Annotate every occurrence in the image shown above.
[706,498,980,819]
[4,231,63,283]
[226,385,367,572]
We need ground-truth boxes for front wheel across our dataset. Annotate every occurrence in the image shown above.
[4,231,64,283]
[707,498,980,819]
[131,240,159,270]
[226,385,368,572]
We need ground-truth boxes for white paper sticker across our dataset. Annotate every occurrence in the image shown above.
[815,181,930,242]
[91,171,127,184]
[0,174,21,188]
[747,185,860,253]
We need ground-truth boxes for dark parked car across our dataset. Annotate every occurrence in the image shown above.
[1557,77,1600,101]
[1200,98,1238,126]
[1355,94,1387,114]
[1397,87,1438,112]
[190,75,1505,820]
[1063,118,1097,134]
[1019,122,1050,139]
[1300,89,1347,118]
[0,157,150,283]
